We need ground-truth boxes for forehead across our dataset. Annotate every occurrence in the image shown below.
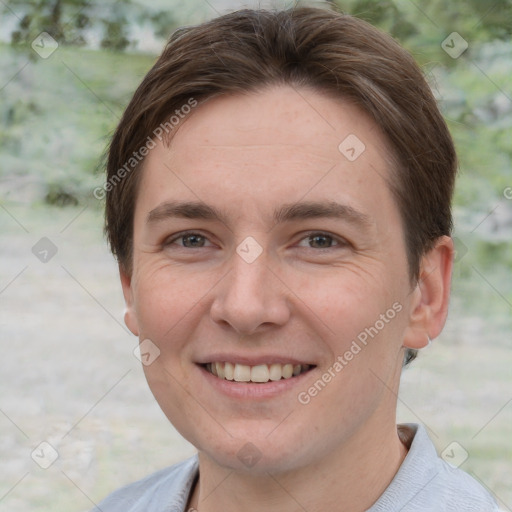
[135,85,399,229]
[168,86,386,160]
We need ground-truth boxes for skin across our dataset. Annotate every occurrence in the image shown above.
[120,85,454,512]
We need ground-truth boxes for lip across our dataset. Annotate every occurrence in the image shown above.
[196,363,316,400]
[195,353,315,366]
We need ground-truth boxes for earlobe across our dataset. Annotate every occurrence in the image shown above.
[119,264,140,337]
[403,236,454,350]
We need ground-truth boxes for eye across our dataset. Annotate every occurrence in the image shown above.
[163,231,347,251]
[165,231,213,248]
[296,232,346,250]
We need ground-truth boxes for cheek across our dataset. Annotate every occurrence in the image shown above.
[288,264,392,331]
[289,265,407,373]
[132,262,205,343]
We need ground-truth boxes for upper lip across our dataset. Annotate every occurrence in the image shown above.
[196,354,316,366]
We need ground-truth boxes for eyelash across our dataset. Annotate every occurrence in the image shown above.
[164,231,348,251]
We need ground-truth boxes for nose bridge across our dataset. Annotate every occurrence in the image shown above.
[210,246,289,334]
[231,253,266,299]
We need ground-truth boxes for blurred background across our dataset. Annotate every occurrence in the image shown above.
[0,0,511,510]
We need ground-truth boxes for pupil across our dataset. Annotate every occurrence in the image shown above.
[184,235,204,247]
[310,235,331,248]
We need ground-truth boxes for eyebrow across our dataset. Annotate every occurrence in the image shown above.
[147,200,373,230]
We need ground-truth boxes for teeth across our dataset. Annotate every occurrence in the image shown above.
[269,363,282,381]
[206,362,311,383]
[282,363,293,379]
[224,362,234,380]
[250,364,269,383]
[234,363,251,382]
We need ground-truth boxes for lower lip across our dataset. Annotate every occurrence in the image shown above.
[196,364,315,400]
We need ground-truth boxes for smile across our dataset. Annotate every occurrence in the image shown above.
[204,362,313,383]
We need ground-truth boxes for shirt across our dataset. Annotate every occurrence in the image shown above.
[91,423,502,511]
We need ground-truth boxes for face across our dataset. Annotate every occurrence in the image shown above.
[121,85,431,474]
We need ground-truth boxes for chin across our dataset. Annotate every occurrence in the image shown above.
[189,423,322,476]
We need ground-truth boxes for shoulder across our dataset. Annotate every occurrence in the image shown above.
[90,455,199,512]
[369,424,501,512]
[431,458,501,511]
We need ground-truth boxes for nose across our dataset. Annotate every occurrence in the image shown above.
[209,249,291,336]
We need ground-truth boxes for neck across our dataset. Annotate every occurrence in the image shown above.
[187,416,409,512]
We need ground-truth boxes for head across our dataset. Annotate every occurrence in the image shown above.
[103,7,456,473]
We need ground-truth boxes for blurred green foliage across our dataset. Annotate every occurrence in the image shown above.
[4,0,133,51]
[332,0,512,49]
[2,0,180,54]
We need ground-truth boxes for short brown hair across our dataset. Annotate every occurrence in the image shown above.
[104,6,457,364]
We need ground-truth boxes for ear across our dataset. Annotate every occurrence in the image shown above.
[403,236,454,349]
[119,263,140,336]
